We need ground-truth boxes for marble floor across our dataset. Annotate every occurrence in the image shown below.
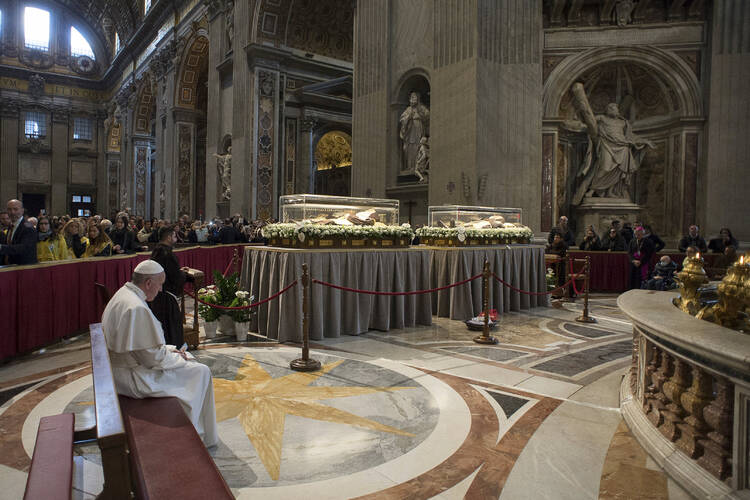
[0,295,694,499]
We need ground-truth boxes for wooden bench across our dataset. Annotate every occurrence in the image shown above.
[88,323,233,499]
[23,413,75,500]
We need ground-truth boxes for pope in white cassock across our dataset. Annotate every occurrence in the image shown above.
[101,259,219,447]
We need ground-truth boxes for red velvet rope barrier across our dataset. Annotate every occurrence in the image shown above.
[222,258,234,277]
[312,272,483,296]
[569,259,582,296]
[492,272,574,296]
[184,280,298,310]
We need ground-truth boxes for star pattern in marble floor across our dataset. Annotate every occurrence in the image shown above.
[211,355,415,480]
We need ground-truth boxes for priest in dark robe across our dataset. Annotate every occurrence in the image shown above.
[148,226,191,346]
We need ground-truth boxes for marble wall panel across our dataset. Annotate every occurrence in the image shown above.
[18,155,51,184]
[177,124,193,215]
[107,158,120,214]
[683,132,698,230]
[134,146,149,216]
[285,118,296,195]
[255,70,276,220]
[69,160,94,185]
[541,133,555,232]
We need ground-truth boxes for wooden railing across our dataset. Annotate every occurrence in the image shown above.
[619,290,749,498]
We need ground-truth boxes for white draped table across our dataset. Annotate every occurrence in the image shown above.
[241,245,547,342]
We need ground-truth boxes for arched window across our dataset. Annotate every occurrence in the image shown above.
[70,26,94,59]
[24,6,50,51]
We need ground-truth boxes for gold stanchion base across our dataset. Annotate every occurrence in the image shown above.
[290,358,322,372]
[473,334,498,345]
[575,315,597,323]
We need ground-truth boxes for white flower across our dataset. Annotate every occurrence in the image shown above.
[236,290,250,299]
[198,288,207,294]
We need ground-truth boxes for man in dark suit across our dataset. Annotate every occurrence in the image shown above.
[547,216,576,248]
[148,226,190,346]
[0,199,37,265]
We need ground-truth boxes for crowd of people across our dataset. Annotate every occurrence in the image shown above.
[0,198,269,266]
[546,215,743,291]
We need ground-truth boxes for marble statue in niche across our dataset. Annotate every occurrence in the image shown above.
[615,0,635,27]
[214,146,232,201]
[399,91,430,175]
[415,137,429,182]
[566,83,654,206]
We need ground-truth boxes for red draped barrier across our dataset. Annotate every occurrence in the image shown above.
[567,251,720,293]
[0,244,249,362]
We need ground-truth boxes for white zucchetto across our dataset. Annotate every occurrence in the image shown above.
[133,259,165,275]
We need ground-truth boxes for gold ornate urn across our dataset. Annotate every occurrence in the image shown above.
[673,253,709,316]
[697,256,750,330]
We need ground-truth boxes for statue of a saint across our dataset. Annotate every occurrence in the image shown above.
[567,83,654,206]
[214,146,232,201]
[399,91,429,174]
[415,137,429,182]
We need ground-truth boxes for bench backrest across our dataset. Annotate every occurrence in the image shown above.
[89,323,133,499]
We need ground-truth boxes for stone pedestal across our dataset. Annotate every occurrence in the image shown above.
[574,197,643,241]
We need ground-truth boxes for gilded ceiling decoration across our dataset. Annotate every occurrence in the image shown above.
[315,131,352,171]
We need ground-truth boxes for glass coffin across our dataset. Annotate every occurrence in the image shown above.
[418,205,532,246]
[428,205,522,228]
[264,194,413,248]
[280,194,399,225]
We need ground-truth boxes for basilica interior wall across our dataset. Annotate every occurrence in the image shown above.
[0,0,747,245]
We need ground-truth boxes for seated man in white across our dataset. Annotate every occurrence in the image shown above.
[101,259,219,447]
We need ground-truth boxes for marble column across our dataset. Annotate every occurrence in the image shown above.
[95,111,108,216]
[704,0,750,241]
[230,0,252,217]
[351,0,389,198]
[352,0,543,232]
[296,118,318,195]
[162,72,178,220]
[50,107,69,215]
[205,6,223,220]
[0,103,20,203]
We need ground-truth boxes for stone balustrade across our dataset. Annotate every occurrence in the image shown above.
[619,290,750,499]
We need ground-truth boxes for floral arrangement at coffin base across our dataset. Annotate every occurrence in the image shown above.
[262,222,415,242]
[197,271,255,323]
[416,225,534,244]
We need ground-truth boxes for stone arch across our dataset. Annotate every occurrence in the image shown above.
[543,46,703,120]
[175,34,209,110]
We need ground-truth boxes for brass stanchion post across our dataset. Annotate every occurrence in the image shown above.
[474,260,498,345]
[576,256,596,323]
[232,248,240,275]
[290,263,321,371]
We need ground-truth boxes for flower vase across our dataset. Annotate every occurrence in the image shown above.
[218,315,235,336]
[235,322,249,341]
[203,320,218,339]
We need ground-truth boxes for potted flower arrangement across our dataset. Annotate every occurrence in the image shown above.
[196,271,255,340]
[197,284,221,338]
[229,290,254,341]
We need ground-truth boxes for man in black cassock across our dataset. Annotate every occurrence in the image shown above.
[148,226,191,346]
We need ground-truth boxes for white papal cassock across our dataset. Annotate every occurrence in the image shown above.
[101,281,219,447]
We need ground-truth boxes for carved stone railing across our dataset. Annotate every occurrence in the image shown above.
[619,290,750,499]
